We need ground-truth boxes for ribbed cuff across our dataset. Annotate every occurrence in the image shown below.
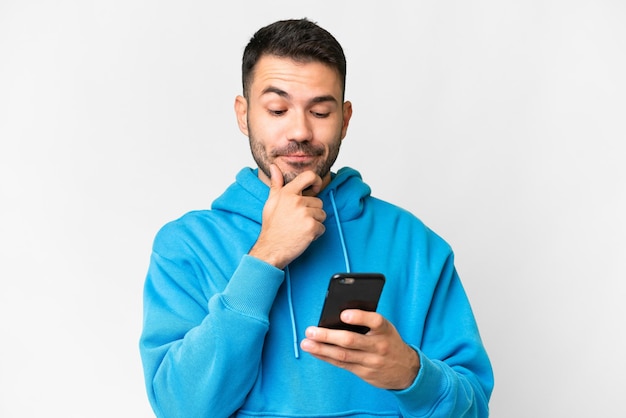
[221,255,285,321]
[392,346,451,414]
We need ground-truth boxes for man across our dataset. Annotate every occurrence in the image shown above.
[139,18,493,417]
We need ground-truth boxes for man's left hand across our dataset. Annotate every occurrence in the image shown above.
[300,310,420,390]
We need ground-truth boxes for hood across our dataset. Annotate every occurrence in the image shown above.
[211,166,371,224]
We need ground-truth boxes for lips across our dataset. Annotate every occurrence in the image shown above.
[283,153,315,159]
[272,143,324,158]
[280,154,317,165]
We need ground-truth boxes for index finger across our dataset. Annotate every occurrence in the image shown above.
[269,164,285,191]
[284,170,324,196]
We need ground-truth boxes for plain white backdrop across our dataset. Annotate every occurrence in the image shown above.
[1,1,624,416]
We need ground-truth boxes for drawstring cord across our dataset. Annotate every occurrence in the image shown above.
[329,189,351,273]
[285,266,300,359]
[286,189,352,359]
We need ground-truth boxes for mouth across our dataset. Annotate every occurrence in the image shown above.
[271,142,325,169]
[279,154,318,166]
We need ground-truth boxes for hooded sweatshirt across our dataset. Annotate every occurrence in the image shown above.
[139,167,494,418]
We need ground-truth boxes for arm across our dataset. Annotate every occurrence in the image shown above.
[140,252,284,418]
[301,254,493,417]
[393,256,493,417]
[140,167,326,417]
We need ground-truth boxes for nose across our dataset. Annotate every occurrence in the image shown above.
[286,111,313,142]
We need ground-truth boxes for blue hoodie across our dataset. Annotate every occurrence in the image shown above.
[139,167,493,418]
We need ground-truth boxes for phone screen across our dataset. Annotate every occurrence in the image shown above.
[317,273,385,334]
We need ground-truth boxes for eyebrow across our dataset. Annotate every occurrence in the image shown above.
[261,86,339,105]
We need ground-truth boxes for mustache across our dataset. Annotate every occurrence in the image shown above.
[271,142,324,157]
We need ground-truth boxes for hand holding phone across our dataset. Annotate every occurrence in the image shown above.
[317,273,385,334]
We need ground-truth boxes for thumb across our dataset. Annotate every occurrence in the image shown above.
[269,164,284,190]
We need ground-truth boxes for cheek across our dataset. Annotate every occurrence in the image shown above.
[252,113,285,138]
[318,119,344,142]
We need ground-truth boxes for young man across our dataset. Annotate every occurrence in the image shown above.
[139,18,494,417]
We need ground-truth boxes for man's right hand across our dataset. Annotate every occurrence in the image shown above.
[248,164,326,269]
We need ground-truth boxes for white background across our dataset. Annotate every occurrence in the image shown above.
[1,1,624,417]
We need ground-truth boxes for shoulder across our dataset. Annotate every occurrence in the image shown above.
[365,195,425,227]
[365,196,453,251]
[151,207,258,261]
[151,210,215,254]
[158,209,212,233]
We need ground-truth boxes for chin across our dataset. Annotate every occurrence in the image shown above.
[281,170,300,185]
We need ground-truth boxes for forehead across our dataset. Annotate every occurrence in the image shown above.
[250,55,343,100]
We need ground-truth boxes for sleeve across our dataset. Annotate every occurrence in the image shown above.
[393,252,494,417]
[139,247,284,418]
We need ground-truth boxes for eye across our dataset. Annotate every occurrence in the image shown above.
[311,111,330,118]
[269,109,286,116]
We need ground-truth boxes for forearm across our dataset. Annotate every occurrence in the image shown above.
[150,299,270,417]
[392,253,493,416]
[394,348,491,417]
[140,255,284,418]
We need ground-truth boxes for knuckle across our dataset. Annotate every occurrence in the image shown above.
[370,356,385,369]
[336,349,350,363]
[340,331,357,346]
[375,340,391,357]
[293,195,305,205]
[362,362,379,376]
[371,314,385,329]
[303,217,318,231]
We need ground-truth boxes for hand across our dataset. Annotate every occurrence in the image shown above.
[249,164,326,269]
[300,310,420,390]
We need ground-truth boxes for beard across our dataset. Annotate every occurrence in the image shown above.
[248,126,342,185]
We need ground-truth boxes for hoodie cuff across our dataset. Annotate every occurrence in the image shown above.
[391,346,451,413]
[221,255,285,322]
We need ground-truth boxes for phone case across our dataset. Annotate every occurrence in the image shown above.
[317,273,385,334]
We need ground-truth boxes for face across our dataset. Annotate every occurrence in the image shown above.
[235,55,352,188]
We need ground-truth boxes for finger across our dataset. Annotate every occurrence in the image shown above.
[284,170,323,196]
[269,164,284,191]
[311,221,326,241]
[308,207,327,223]
[303,326,363,350]
[302,173,324,196]
[341,310,386,334]
[301,339,365,366]
[304,198,324,209]
[301,332,374,371]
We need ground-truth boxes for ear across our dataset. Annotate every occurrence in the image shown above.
[340,100,353,140]
[234,95,249,136]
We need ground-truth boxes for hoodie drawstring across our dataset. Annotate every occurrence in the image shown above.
[329,189,351,274]
[285,266,300,359]
[285,189,352,359]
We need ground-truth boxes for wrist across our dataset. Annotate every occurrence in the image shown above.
[248,245,286,269]
[399,345,421,390]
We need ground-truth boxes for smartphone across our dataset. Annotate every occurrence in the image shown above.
[317,273,386,334]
